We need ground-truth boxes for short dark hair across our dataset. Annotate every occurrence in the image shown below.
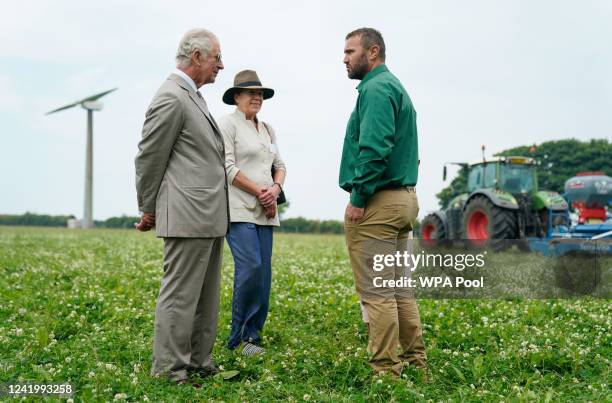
[346,27,386,61]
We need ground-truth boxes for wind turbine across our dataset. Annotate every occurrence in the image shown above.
[46,88,118,229]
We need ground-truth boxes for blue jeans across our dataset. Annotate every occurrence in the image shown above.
[225,222,273,349]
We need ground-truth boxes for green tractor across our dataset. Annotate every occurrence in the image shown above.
[421,155,569,249]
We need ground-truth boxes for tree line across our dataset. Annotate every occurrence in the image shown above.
[0,213,141,229]
[0,212,352,234]
[0,212,421,235]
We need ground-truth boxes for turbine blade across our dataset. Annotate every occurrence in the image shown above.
[80,87,118,103]
[45,88,117,115]
[45,102,80,115]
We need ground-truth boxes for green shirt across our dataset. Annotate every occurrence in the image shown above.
[339,65,419,208]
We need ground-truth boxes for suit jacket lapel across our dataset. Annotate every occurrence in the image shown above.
[168,74,225,159]
[168,74,223,137]
[187,91,223,136]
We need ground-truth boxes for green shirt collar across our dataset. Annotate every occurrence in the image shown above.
[357,64,389,90]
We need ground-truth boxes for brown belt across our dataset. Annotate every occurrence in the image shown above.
[378,185,416,193]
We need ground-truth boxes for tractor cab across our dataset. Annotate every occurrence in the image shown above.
[467,156,537,195]
[423,154,568,249]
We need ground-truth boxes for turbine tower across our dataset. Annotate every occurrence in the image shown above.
[46,88,117,229]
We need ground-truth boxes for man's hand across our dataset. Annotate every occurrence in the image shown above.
[345,203,365,224]
[135,212,156,231]
[265,204,277,219]
[258,184,281,208]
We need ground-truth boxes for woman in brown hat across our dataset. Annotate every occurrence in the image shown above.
[218,70,286,356]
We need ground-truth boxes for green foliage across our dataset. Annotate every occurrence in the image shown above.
[279,217,344,234]
[436,138,611,207]
[277,201,420,234]
[95,216,140,229]
[277,201,290,219]
[0,212,75,227]
[0,227,609,401]
[0,213,140,229]
[0,211,417,236]
[276,201,344,233]
[436,165,469,208]
[496,138,611,193]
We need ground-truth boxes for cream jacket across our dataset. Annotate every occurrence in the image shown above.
[218,109,286,226]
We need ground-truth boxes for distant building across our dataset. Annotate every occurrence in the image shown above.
[67,218,82,229]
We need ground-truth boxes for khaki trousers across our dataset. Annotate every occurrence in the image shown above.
[151,237,223,382]
[344,189,426,376]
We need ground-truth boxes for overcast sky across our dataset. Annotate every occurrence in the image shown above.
[1,0,610,221]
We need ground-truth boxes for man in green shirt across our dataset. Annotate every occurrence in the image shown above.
[340,27,427,379]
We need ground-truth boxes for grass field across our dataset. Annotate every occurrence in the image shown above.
[0,226,610,401]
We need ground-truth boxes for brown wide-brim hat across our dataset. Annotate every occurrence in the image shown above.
[222,69,274,105]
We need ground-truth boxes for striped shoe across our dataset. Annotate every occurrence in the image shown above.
[242,342,265,356]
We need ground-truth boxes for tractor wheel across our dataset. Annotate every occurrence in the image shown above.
[462,196,517,250]
[420,214,447,248]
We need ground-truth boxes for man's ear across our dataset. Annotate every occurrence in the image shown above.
[191,50,201,66]
[368,45,380,61]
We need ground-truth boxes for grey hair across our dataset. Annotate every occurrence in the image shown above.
[175,28,216,68]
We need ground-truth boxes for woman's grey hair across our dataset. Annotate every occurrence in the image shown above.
[175,28,216,68]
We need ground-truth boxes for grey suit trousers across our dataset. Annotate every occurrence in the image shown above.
[151,237,223,381]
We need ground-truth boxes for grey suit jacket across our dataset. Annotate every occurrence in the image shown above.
[135,74,229,238]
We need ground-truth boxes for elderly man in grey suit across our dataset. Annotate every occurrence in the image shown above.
[134,28,228,385]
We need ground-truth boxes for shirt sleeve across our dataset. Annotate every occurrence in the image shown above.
[135,90,183,213]
[218,116,241,184]
[350,85,396,208]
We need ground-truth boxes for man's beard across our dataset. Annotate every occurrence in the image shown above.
[348,55,369,80]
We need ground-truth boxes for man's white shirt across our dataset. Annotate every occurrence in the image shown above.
[173,68,198,92]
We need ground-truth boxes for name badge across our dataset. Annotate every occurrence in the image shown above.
[269,144,278,154]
